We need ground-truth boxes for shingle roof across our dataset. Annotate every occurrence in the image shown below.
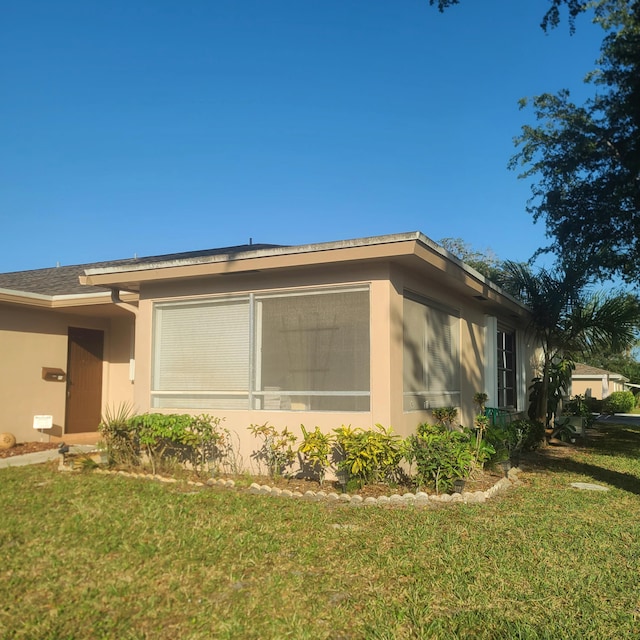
[0,244,281,296]
[573,363,628,380]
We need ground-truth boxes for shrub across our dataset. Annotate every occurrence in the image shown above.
[129,413,197,475]
[584,396,603,414]
[404,423,474,494]
[187,414,233,475]
[298,425,333,486]
[431,407,458,429]
[248,423,297,478]
[510,419,545,452]
[333,424,403,487]
[100,411,232,475]
[603,390,635,414]
[99,403,138,467]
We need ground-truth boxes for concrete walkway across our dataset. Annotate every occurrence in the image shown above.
[0,445,97,469]
[595,413,640,427]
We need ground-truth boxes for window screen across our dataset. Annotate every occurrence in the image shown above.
[255,289,370,411]
[151,287,370,411]
[403,294,460,410]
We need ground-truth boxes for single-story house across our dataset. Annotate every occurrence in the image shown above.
[571,363,630,400]
[0,232,538,460]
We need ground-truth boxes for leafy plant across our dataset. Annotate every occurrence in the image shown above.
[473,392,488,412]
[98,402,138,467]
[473,412,490,462]
[186,414,232,476]
[563,394,595,429]
[248,422,297,478]
[405,423,474,494]
[298,425,333,486]
[432,407,458,429]
[553,417,578,443]
[130,413,199,475]
[528,357,575,427]
[333,424,403,487]
[603,390,635,414]
[472,426,498,466]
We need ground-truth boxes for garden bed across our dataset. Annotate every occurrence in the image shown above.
[0,441,58,458]
[234,468,505,498]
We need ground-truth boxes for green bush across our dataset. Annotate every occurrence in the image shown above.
[99,410,231,475]
[248,422,298,478]
[603,390,635,414]
[99,403,138,467]
[129,413,229,475]
[333,424,403,487]
[506,418,545,452]
[404,423,474,494]
[298,425,333,486]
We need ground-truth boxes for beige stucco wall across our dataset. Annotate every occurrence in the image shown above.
[0,303,134,442]
[572,377,626,400]
[130,260,536,469]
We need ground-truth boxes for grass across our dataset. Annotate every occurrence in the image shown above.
[1,424,640,639]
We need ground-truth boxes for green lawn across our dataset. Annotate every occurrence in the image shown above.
[1,425,639,639]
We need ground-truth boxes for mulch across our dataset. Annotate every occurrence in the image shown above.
[0,442,59,459]
[1,441,509,497]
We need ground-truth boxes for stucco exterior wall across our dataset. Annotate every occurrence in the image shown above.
[0,303,134,442]
[572,377,626,400]
[130,260,536,468]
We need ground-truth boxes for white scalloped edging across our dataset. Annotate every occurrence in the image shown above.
[88,466,521,506]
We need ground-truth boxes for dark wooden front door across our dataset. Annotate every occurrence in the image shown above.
[66,327,104,433]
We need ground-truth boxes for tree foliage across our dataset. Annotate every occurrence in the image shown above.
[509,1,640,282]
[581,341,640,383]
[438,237,506,282]
[431,1,640,284]
[428,0,588,32]
[500,261,640,424]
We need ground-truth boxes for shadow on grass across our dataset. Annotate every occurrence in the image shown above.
[587,423,640,458]
[538,455,640,495]
[524,422,640,495]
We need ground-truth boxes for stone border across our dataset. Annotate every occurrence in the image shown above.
[86,466,522,506]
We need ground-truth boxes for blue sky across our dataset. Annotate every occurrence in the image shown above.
[1,0,604,272]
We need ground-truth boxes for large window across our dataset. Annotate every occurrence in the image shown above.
[152,287,370,411]
[497,328,516,408]
[403,293,460,411]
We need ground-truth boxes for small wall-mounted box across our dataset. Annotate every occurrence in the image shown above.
[42,367,66,382]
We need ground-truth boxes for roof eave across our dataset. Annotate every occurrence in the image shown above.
[81,231,531,315]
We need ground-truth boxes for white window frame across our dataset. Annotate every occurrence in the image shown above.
[151,285,371,412]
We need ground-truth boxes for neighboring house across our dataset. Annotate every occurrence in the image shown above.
[571,363,630,400]
[0,232,537,460]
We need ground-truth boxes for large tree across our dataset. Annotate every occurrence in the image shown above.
[510,1,640,283]
[430,1,640,284]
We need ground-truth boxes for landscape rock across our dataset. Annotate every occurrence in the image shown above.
[570,482,609,491]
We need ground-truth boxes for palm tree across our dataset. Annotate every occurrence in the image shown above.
[499,262,640,427]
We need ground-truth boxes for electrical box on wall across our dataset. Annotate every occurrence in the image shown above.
[42,367,66,382]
